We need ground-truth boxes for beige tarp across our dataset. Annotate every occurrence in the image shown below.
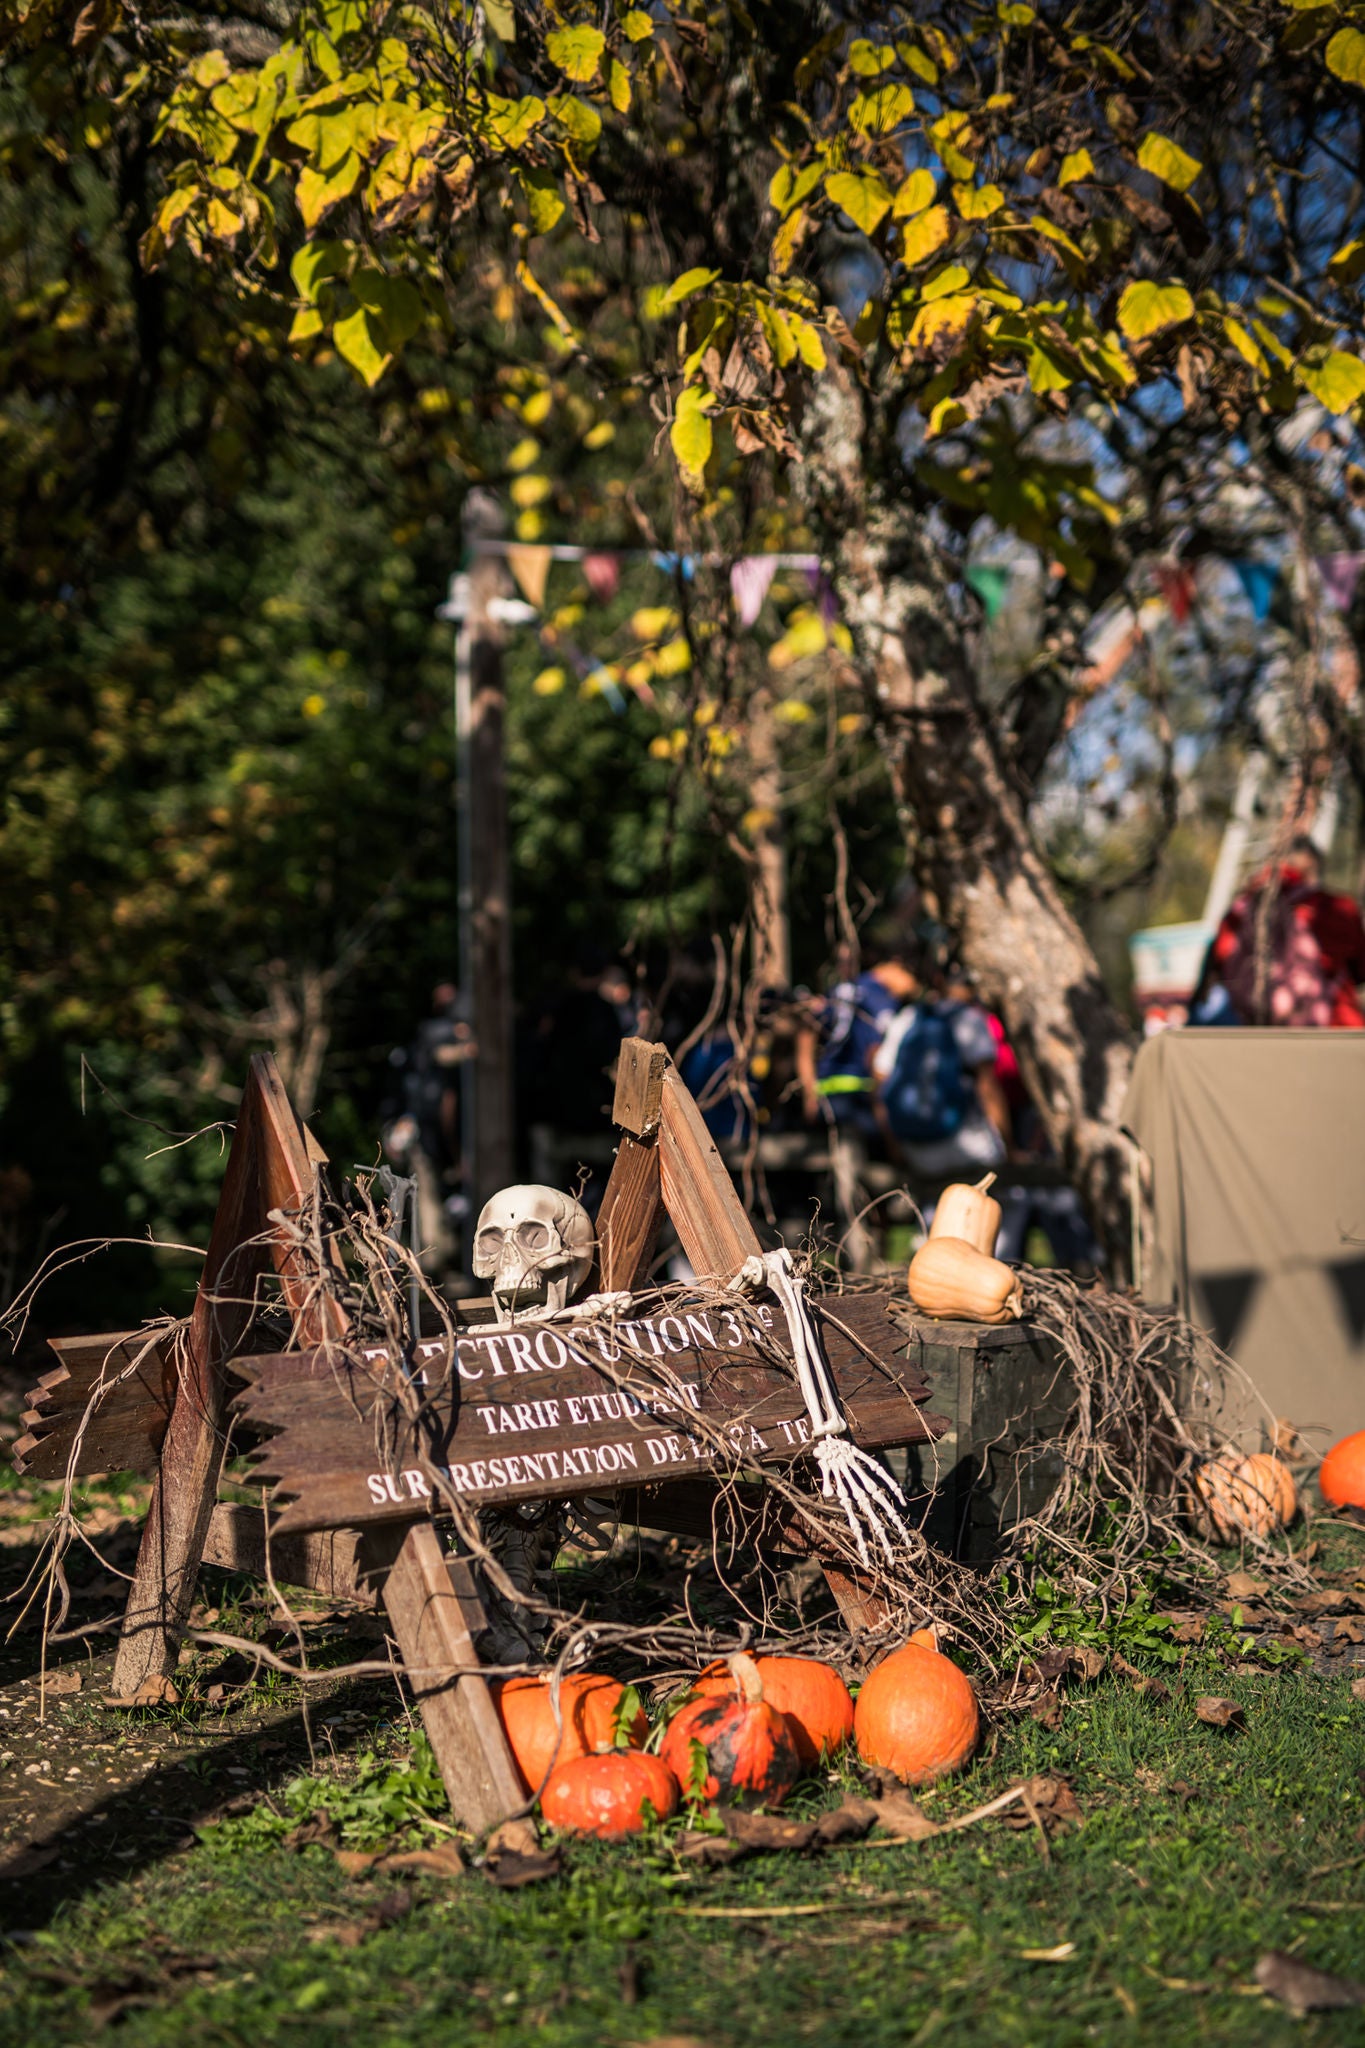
[1122,1030,1365,1451]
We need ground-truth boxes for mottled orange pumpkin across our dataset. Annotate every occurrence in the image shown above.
[1319,1429,1365,1514]
[493,1673,647,1794]
[854,1640,979,1788]
[1191,1451,1297,1542]
[661,1653,801,1808]
[695,1654,853,1767]
[540,1751,680,1838]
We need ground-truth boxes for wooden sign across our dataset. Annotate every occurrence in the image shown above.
[236,1291,946,1536]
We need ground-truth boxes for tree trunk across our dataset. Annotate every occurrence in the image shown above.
[804,375,1137,1267]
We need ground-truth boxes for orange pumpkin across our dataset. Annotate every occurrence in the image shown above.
[540,1751,680,1838]
[695,1654,854,1767]
[660,1652,801,1808]
[1319,1429,1365,1513]
[493,1673,647,1794]
[854,1640,980,1787]
[1191,1450,1297,1542]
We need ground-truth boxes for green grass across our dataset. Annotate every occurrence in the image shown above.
[2,1653,1364,2048]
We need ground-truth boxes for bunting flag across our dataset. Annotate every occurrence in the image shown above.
[965,563,1011,620]
[505,543,553,610]
[650,550,697,581]
[582,552,620,604]
[1231,559,1280,622]
[1317,552,1364,614]
[731,553,779,627]
[1155,562,1197,624]
[807,564,839,624]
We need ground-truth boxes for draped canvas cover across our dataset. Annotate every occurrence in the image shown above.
[1123,1030,1365,1450]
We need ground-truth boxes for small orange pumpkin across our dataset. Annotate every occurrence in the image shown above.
[694,1654,853,1767]
[1191,1450,1297,1542]
[1319,1429,1365,1514]
[660,1652,801,1808]
[854,1640,980,1787]
[540,1751,680,1838]
[493,1673,647,1794]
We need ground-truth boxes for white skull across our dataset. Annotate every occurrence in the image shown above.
[472,1184,595,1315]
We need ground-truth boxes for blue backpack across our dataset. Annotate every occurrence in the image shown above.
[883,1002,971,1144]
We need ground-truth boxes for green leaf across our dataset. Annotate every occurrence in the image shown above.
[893,168,937,218]
[899,203,950,265]
[848,82,913,134]
[1137,132,1202,192]
[1299,349,1365,413]
[487,94,545,149]
[923,263,969,300]
[1326,25,1365,83]
[898,41,938,84]
[663,266,721,307]
[290,239,350,301]
[769,160,823,216]
[1329,238,1365,283]
[333,305,390,385]
[546,24,605,83]
[848,38,896,75]
[1222,315,1267,374]
[824,169,892,235]
[1117,278,1194,339]
[191,49,231,88]
[1057,148,1093,186]
[350,268,424,347]
[999,2,1035,22]
[671,384,715,491]
[287,306,325,343]
[1026,344,1072,392]
[926,395,967,436]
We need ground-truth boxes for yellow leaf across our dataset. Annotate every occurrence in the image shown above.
[623,9,653,40]
[772,205,808,275]
[1026,344,1071,392]
[191,49,231,87]
[522,387,553,424]
[1222,315,1267,374]
[532,666,567,695]
[909,293,975,343]
[923,263,969,300]
[1326,25,1365,84]
[790,314,827,369]
[770,160,823,215]
[769,610,827,670]
[893,168,938,218]
[772,698,816,722]
[288,306,324,343]
[655,636,693,676]
[671,385,715,490]
[1058,148,1093,186]
[510,472,552,507]
[953,181,1003,219]
[848,38,896,75]
[824,169,893,235]
[848,82,914,134]
[1328,239,1365,283]
[545,24,605,83]
[302,693,326,717]
[1137,132,1202,192]
[1116,278,1194,340]
[899,204,950,265]
[927,395,967,436]
[1299,350,1365,413]
[663,265,721,306]
[333,306,390,386]
[297,153,361,230]
[583,419,614,448]
[631,606,678,640]
[608,59,631,112]
[509,436,540,470]
[898,42,938,85]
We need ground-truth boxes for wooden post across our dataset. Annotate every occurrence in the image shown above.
[748,690,791,989]
[456,512,516,1222]
[111,1055,346,1697]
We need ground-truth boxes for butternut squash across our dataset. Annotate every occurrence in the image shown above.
[928,1173,1001,1257]
[907,1235,1023,1324]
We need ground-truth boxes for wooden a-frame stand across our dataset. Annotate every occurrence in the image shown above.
[16,1043,924,1833]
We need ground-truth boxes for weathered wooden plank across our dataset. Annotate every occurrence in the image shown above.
[368,1522,524,1831]
[13,1332,173,1480]
[201,1502,376,1604]
[612,1038,669,1140]
[113,1054,348,1697]
[594,1135,666,1292]
[658,1064,761,1284]
[235,1292,945,1536]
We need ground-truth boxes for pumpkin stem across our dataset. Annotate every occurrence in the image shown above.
[726,1651,765,1704]
[974,1172,997,1194]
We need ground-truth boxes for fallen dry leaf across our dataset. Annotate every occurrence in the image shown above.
[1018,1941,1076,1962]
[1254,1951,1365,2014]
[1351,1677,1365,1702]
[1030,1690,1065,1732]
[286,1815,338,1852]
[483,1844,561,1888]
[813,1796,878,1845]
[1067,1646,1107,1681]
[377,1842,466,1878]
[486,1817,539,1859]
[1332,1617,1365,1646]
[1111,1654,1170,1701]
[1225,1570,1268,1601]
[868,1790,939,1842]
[1134,1766,1164,1793]
[1170,1618,1205,1645]
[334,1849,379,1878]
[677,1831,748,1869]
[1271,1417,1301,1457]
[1194,1695,1245,1730]
[42,1668,83,1696]
[1297,1588,1352,1615]
[719,1809,817,1852]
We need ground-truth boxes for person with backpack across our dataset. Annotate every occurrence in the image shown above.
[873,961,1010,1181]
